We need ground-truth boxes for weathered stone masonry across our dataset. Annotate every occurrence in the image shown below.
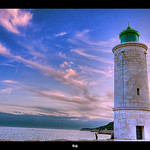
[112,26,150,140]
[113,43,149,109]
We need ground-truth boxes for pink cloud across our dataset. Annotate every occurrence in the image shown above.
[0,87,13,94]
[65,69,79,78]
[0,43,10,54]
[1,78,114,119]
[1,80,20,94]
[0,9,32,34]
[0,44,115,119]
[55,32,67,37]
[0,43,87,96]
[2,80,18,84]
[60,61,71,68]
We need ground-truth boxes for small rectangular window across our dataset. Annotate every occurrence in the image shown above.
[137,88,140,95]
[136,126,144,140]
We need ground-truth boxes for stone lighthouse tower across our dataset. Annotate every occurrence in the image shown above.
[112,25,150,140]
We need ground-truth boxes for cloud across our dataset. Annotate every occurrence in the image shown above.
[0,63,16,67]
[68,30,119,55]
[65,68,79,78]
[71,48,113,64]
[1,80,20,94]
[70,29,118,48]
[25,83,113,119]
[0,43,114,120]
[84,37,118,47]
[0,87,13,94]
[1,79,85,108]
[23,44,46,59]
[78,65,114,78]
[75,30,118,47]
[34,106,69,116]
[57,51,68,59]
[1,78,114,120]
[2,80,18,84]
[0,9,32,34]
[60,61,73,68]
[0,43,10,54]
[75,29,90,38]
[0,43,87,99]
[55,32,67,37]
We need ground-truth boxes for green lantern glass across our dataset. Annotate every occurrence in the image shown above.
[119,25,140,43]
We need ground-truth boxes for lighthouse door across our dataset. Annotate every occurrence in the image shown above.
[136,126,143,140]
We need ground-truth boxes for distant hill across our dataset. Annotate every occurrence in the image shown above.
[80,121,114,134]
[95,121,114,130]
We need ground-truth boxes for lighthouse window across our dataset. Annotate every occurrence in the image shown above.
[136,126,144,140]
[137,88,140,95]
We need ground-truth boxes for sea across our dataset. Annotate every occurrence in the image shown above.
[0,126,111,141]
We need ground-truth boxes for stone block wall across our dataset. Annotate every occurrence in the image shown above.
[112,42,150,140]
[114,109,150,140]
[112,42,150,108]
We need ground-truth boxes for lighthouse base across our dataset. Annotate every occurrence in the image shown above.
[114,109,150,140]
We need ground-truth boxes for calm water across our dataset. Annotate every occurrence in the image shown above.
[0,126,111,141]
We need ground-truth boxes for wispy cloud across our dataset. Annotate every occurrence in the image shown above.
[71,48,113,64]
[1,80,20,94]
[0,43,88,99]
[18,39,49,61]
[0,9,32,34]
[0,43,114,120]
[78,65,114,78]
[68,29,119,48]
[2,79,113,119]
[0,63,16,67]
[57,51,68,59]
[0,87,13,94]
[2,80,18,84]
[55,32,67,37]
[24,45,46,59]
[75,29,90,38]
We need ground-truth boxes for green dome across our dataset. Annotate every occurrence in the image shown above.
[119,25,140,43]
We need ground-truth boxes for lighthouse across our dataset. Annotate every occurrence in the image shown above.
[112,25,150,140]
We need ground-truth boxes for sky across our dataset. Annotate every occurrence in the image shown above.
[0,9,150,128]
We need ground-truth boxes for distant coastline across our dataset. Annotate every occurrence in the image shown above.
[80,121,114,134]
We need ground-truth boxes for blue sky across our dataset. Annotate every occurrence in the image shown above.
[0,9,150,128]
